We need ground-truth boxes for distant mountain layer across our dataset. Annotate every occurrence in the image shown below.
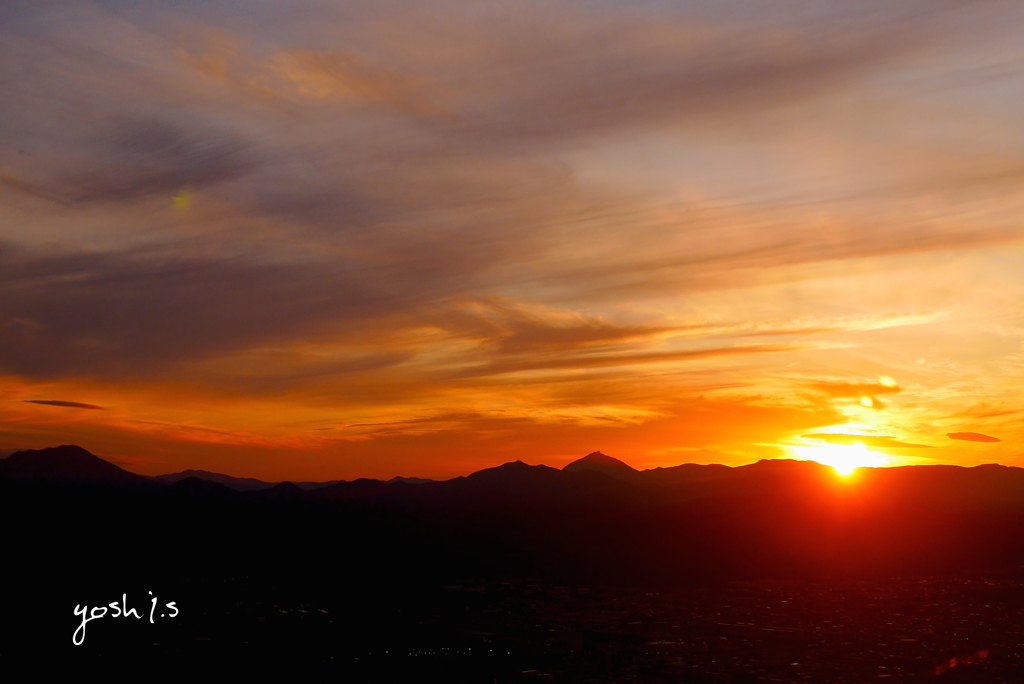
[150,469,353,491]
[0,446,439,491]
[151,469,434,491]
[152,469,281,491]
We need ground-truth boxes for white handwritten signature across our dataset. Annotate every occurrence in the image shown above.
[73,592,179,645]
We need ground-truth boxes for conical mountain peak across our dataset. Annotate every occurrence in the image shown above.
[562,451,639,481]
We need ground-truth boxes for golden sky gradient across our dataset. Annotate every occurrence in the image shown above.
[2,1,1024,480]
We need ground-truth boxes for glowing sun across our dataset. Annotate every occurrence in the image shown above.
[791,441,887,475]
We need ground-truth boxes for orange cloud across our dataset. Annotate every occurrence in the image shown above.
[947,432,1001,443]
[179,30,452,118]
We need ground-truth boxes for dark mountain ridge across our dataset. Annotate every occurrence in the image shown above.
[0,444,154,487]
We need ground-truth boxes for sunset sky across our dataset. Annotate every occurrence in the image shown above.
[3,0,1024,480]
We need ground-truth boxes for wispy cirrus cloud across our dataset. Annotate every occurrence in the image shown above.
[23,399,103,410]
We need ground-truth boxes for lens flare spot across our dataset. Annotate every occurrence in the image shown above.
[172,188,193,212]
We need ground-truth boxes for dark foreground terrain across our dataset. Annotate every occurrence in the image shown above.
[3,446,1024,680]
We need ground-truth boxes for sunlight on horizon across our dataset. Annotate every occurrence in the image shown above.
[790,442,888,476]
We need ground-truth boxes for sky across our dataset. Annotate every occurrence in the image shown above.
[3,0,1024,480]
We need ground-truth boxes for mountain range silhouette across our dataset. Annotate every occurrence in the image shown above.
[4,445,1023,508]
[5,444,1024,582]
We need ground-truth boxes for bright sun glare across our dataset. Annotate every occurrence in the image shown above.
[793,442,886,476]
